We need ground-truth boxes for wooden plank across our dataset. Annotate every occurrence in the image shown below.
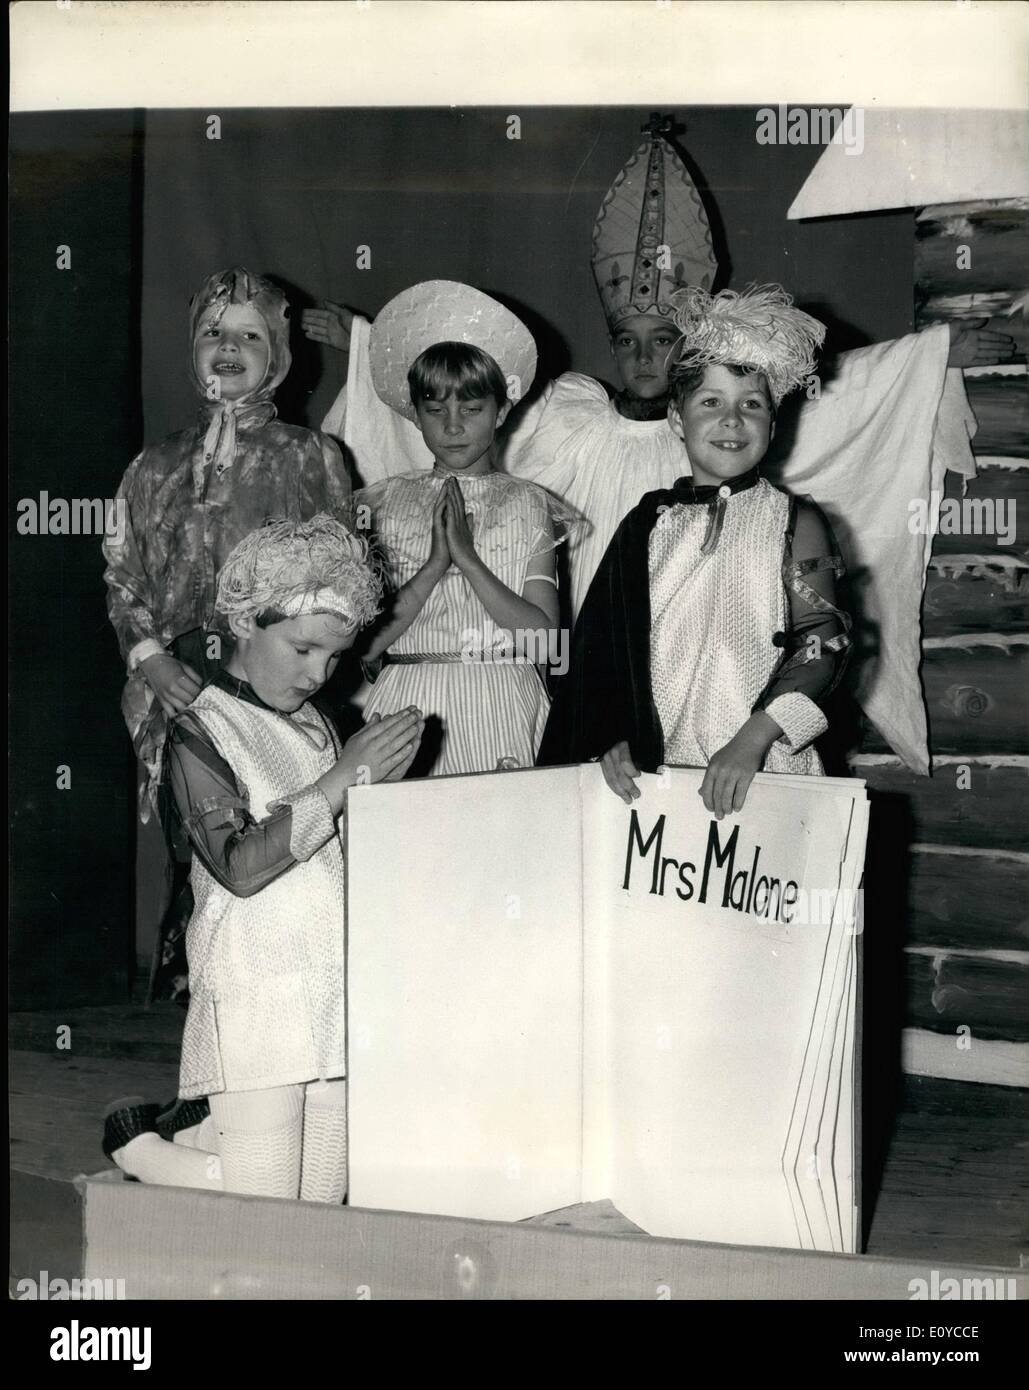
[82,1179,1028,1300]
[924,556,1029,636]
[8,1002,185,1063]
[915,202,1029,304]
[905,952,1029,1043]
[868,1100,1029,1266]
[10,1050,180,1181]
[851,757,1028,853]
[904,846,1029,952]
[902,1028,1029,1089]
[861,644,1029,754]
[923,641,1029,753]
[931,463,1029,554]
[963,376,1029,459]
[901,1072,1029,1118]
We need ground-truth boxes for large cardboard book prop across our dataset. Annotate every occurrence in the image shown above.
[346,765,867,1253]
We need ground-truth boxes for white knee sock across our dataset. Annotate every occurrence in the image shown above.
[172,1115,218,1151]
[210,1086,304,1199]
[112,1132,223,1189]
[299,1078,348,1204]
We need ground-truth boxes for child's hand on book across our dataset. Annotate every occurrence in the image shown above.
[700,713,780,819]
[140,654,203,715]
[601,742,641,805]
[301,301,355,352]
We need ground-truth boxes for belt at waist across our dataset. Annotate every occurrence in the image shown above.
[384,653,537,666]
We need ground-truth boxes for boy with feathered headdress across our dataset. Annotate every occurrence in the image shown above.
[537,284,852,816]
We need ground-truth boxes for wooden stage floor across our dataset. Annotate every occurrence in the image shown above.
[9,1001,1028,1287]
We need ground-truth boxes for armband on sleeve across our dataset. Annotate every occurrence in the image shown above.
[764,692,828,751]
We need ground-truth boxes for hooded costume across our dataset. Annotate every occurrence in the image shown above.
[102,268,353,818]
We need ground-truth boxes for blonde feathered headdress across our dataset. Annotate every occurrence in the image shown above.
[216,514,382,632]
[669,284,826,404]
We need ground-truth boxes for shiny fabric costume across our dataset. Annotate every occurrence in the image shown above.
[537,469,851,772]
[102,269,353,815]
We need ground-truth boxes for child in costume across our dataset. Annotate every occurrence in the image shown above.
[354,281,580,776]
[302,119,707,621]
[103,267,353,997]
[537,285,851,818]
[102,515,424,1201]
[103,267,353,814]
[303,120,1009,775]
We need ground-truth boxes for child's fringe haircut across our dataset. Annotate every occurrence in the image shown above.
[669,284,826,405]
[216,514,382,633]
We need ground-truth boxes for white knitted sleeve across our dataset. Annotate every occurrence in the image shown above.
[764,692,828,751]
[269,785,337,862]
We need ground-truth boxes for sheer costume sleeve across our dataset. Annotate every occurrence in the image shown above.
[166,711,338,899]
[755,497,852,751]
[101,451,164,669]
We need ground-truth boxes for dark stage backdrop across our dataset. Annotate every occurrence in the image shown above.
[8,105,917,1000]
[135,106,914,970]
[10,111,142,1008]
[141,106,915,445]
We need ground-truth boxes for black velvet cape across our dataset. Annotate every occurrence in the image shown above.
[536,468,764,774]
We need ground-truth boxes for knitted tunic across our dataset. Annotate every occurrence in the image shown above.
[649,477,825,773]
[178,684,347,1098]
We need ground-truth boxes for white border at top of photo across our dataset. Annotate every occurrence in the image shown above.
[10,0,1029,114]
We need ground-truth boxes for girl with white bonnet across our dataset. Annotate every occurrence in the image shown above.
[101,515,423,1202]
[354,281,581,775]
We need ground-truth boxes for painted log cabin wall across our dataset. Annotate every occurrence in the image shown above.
[857,198,1028,1088]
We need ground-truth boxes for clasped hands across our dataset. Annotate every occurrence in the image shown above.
[427,474,478,576]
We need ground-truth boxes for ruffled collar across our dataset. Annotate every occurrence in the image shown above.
[612,388,673,422]
[429,465,503,485]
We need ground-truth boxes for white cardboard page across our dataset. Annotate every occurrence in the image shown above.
[823,947,857,1251]
[588,769,865,1248]
[580,762,614,1202]
[781,807,855,1251]
[789,795,862,1251]
[345,766,585,1222]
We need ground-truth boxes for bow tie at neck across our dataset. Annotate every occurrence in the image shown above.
[194,398,278,496]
